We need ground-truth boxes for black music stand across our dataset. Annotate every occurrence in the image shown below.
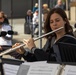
[0,58,24,75]
[2,58,24,65]
[47,42,76,65]
[0,57,4,75]
[57,42,76,62]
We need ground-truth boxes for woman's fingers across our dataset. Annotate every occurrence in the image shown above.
[12,43,25,54]
[23,39,28,45]
[16,48,24,54]
[23,38,35,50]
[12,43,20,48]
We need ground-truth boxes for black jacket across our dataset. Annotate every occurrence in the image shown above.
[22,34,76,62]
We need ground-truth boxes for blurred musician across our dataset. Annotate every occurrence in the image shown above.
[0,12,12,52]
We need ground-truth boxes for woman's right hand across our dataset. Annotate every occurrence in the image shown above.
[12,43,25,54]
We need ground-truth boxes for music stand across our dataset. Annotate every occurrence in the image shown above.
[2,58,24,65]
[57,42,76,62]
[0,58,24,75]
[0,57,4,75]
[47,42,76,65]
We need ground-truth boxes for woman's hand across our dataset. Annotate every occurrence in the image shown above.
[23,38,36,50]
[12,43,25,54]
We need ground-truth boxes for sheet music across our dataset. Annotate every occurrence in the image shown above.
[17,63,31,75]
[17,62,44,75]
[61,65,76,75]
[27,63,60,75]
[17,61,61,75]
[3,64,19,75]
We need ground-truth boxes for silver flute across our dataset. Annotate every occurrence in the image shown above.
[0,27,64,56]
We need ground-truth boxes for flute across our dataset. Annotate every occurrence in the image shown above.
[0,27,64,56]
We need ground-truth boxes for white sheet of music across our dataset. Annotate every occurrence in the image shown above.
[26,62,61,75]
[17,61,47,75]
[3,64,19,75]
[17,61,61,75]
[61,65,76,75]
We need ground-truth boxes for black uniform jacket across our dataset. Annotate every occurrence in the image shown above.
[22,34,76,62]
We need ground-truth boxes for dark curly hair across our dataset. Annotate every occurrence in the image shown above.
[44,8,73,39]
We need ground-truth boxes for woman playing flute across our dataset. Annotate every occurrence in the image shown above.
[13,8,76,62]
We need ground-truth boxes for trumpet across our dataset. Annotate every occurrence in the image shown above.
[0,27,64,56]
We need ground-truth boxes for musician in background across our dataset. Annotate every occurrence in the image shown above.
[0,12,12,52]
[13,8,76,62]
[0,12,22,59]
[0,11,9,24]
